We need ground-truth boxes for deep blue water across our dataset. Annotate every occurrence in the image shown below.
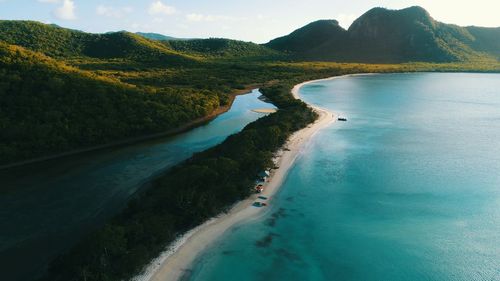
[0,89,275,281]
[188,73,500,281]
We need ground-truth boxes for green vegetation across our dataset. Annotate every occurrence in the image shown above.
[0,20,196,63]
[0,42,219,164]
[37,59,500,280]
[1,13,500,280]
[466,26,500,59]
[41,78,318,281]
[135,32,180,41]
[266,19,347,54]
[265,6,500,63]
[165,38,281,59]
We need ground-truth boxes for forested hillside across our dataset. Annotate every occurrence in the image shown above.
[466,26,500,59]
[41,78,318,281]
[135,32,180,41]
[0,42,220,165]
[265,6,500,63]
[1,11,500,166]
[0,21,287,165]
[266,20,347,54]
[165,38,280,59]
[0,20,196,63]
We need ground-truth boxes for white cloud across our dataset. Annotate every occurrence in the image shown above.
[53,0,76,20]
[37,0,60,3]
[148,1,177,16]
[186,13,244,22]
[96,5,133,19]
[336,13,358,29]
[185,13,205,22]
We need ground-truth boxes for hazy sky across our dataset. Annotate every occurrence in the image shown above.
[1,0,500,43]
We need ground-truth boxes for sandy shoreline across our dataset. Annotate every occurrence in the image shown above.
[251,108,278,113]
[134,78,337,281]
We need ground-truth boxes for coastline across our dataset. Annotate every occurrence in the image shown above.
[0,86,260,171]
[135,78,336,281]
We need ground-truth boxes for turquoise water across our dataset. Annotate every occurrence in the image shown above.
[188,73,500,281]
[0,89,275,281]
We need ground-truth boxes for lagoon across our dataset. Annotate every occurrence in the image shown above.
[0,89,275,281]
[187,73,500,281]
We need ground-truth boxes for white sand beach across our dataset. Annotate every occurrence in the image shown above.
[134,79,336,281]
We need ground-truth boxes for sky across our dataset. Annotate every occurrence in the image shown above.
[1,0,500,43]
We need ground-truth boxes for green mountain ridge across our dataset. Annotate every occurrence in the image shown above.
[0,20,196,63]
[465,26,500,59]
[266,6,500,62]
[135,32,179,41]
[165,38,281,58]
[0,21,279,62]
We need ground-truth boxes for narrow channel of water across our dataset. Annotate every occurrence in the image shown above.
[0,89,275,281]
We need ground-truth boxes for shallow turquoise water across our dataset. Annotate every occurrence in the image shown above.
[188,73,500,281]
[0,89,274,281]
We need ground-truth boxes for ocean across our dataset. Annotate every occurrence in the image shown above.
[187,73,500,281]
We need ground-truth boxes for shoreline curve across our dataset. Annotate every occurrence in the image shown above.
[133,78,338,281]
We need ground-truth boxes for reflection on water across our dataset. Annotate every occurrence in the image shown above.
[0,89,275,281]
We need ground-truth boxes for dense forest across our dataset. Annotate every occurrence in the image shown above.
[2,16,500,166]
[41,79,318,281]
[165,38,281,59]
[0,42,221,165]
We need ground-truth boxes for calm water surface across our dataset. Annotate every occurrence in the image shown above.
[188,73,500,281]
[0,89,275,281]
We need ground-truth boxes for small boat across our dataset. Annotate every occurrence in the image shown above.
[337,116,347,121]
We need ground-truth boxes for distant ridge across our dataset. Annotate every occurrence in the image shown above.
[265,6,500,62]
[0,20,196,63]
[135,32,188,41]
[0,20,279,61]
[164,38,280,58]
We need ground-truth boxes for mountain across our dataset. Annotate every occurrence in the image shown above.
[266,20,347,54]
[0,21,278,62]
[465,26,500,59]
[0,20,196,63]
[165,38,280,59]
[135,32,182,41]
[265,6,500,62]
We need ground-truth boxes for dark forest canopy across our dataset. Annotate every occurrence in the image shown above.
[1,9,500,166]
[41,80,319,281]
